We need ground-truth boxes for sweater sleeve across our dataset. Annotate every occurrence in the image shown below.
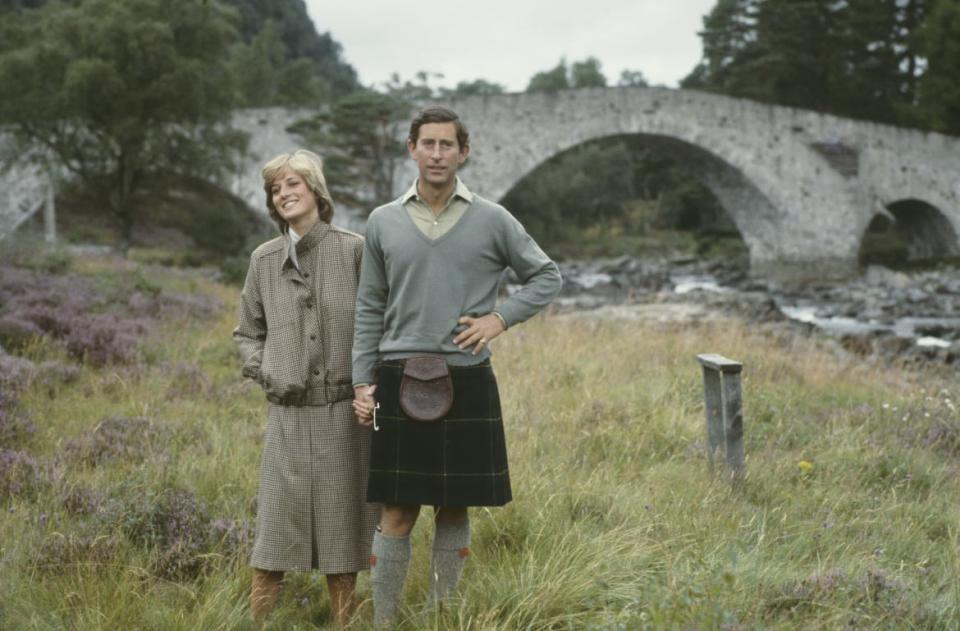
[494,209,563,327]
[232,253,267,380]
[352,216,388,385]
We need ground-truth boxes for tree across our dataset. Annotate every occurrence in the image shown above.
[618,69,649,87]
[0,0,247,248]
[917,0,960,133]
[684,0,938,128]
[292,89,409,210]
[570,57,607,88]
[527,59,571,92]
[223,0,358,94]
[526,57,609,92]
[442,79,506,97]
[230,20,324,106]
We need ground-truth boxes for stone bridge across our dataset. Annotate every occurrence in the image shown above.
[4,87,960,280]
[394,88,960,280]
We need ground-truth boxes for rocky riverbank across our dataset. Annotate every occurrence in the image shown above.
[542,255,960,367]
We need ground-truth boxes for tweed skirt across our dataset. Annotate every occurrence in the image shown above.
[366,360,512,508]
[250,400,380,573]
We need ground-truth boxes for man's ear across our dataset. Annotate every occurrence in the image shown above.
[459,143,471,163]
[407,139,417,158]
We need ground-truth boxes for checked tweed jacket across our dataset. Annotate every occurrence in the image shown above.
[234,220,362,406]
[233,219,379,573]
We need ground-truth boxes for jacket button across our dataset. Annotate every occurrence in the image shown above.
[310,334,316,340]
[303,272,310,278]
[306,302,313,308]
[313,369,320,375]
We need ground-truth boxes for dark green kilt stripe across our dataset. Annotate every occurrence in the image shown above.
[366,360,512,507]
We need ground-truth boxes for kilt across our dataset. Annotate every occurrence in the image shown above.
[367,360,512,507]
[250,400,380,573]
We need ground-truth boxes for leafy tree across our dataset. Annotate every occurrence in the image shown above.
[527,59,571,92]
[527,57,609,92]
[223,0,357,94]
[0,0,247,248]
[291,90,409,210]
[685,0,938,128]
[618,69,649,87]
[229,20,324,106]
[570,57,607,88]
[917,0,960,133]
[442,78,506,96]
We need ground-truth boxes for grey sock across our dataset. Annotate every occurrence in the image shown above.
[370,531,411,627]
[428,518,471,605]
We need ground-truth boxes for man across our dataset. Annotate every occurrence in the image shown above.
[352,106,562,625]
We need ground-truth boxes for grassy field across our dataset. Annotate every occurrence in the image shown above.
[1,254,959,630]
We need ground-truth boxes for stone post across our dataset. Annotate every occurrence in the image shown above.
[696,353,744,483]
[44,169,56,245]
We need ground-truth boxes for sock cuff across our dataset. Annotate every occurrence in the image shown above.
[432,519,471,551]
[372,531,412,561]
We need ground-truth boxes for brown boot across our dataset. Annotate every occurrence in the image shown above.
[250,568,284,624]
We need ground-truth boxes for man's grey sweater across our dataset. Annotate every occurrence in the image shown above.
[352,194,562,385]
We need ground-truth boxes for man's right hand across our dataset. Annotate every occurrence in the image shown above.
[353,384,377,426]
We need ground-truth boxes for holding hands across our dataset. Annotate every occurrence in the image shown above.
[354,313,506,425]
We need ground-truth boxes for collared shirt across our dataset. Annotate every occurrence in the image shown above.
[401,177,474,240]
[287,226,302,271]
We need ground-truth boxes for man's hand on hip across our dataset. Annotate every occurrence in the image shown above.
[353,384,377,426]
[453,313,506,356]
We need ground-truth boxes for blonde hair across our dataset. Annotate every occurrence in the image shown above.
[261,149,335,231]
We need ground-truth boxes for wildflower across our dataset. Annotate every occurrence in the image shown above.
[798,460,814,472]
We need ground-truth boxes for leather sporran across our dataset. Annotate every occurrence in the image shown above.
[399,356,453,421]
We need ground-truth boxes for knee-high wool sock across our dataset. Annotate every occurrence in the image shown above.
[428,518,471,605]
[370,531,411,627]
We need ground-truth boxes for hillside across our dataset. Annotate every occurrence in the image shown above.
[1,252,958,629]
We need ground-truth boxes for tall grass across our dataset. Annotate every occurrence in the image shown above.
[2,257,959,629]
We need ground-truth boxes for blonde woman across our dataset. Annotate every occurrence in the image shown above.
[234,150,379,626]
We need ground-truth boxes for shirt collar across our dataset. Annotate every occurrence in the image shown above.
[401,177,474,205]
[281,221,330,269]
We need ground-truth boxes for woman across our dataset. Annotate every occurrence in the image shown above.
[233,150,379,626]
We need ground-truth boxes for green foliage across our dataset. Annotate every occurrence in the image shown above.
[502,136,732,257]
[917,0,960,134]
[617,69,649,87]
[222,0,357,95]
[443,78,507,96]
[684,0,941,129]
[0,0,248,247]
[291,89,409,209]
[229,20,326,107]
[527,56,609,92]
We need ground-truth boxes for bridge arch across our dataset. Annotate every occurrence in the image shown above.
[498,131,764,258]
[859,198,959,265]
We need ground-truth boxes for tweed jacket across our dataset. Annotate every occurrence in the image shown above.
[234,221,363,406]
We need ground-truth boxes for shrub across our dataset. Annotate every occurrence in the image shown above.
[0,391,37,449]
[64,416,171,467]
[0,449,46,499]
[31,531,121,572]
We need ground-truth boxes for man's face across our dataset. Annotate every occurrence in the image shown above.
[408,122,469,188]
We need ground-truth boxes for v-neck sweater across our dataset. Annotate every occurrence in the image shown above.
[352,193,562,385]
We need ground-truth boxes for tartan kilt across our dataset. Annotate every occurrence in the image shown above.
[366,360,512,507]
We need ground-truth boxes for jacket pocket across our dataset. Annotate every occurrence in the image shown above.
[259,321,307,402]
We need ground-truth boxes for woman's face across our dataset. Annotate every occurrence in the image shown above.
[271,167,319,229]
